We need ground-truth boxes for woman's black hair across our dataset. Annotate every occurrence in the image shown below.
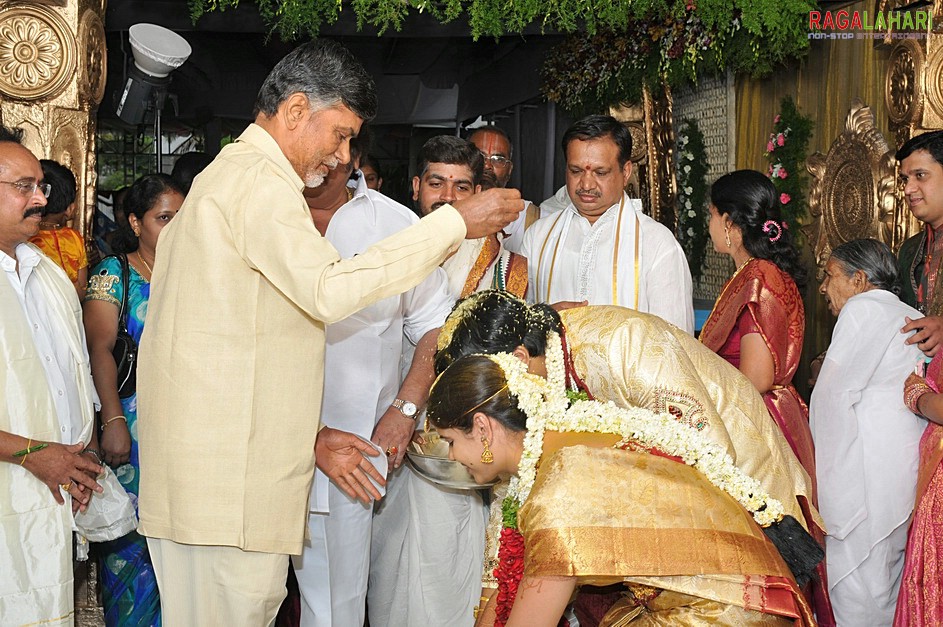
[427,355,527,434]
[710,170,808,288]
[112,174,183,254]
[829,239,901,296]
[433,290,560,375]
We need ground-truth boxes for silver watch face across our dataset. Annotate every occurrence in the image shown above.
[401,401,418,417]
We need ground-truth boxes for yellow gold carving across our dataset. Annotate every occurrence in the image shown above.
[610,85,677,231]
[805,100,900,276]
[886,40,925,125]
[0,5,75,101]
[78,10,106,105]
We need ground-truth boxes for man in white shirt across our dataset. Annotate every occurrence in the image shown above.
[0,127,103,624]
[292,142,453,627]
[522,115,695,333]
[369,137,527,627]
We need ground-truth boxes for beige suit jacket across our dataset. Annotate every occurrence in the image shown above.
[137,124,465,554]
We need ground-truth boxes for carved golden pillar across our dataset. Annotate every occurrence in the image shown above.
[610,83,678,232]
[881,0,943,244]
[0,0,107,242]
[0,5,107,622]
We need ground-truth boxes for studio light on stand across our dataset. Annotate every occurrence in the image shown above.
[115,24,191,171]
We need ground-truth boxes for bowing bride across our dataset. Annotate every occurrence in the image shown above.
[426,345,817,627]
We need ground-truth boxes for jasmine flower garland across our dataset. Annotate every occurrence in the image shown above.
[489,341,785,527]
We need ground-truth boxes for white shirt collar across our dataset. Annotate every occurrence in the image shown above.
[0,242,41,276]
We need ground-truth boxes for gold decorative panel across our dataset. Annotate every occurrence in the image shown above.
[0,0,107,246]
[886,39,924,125]
[610,84,678,232]
[77,9,106,104]
[805,100,899,274]
[0,4,75,101]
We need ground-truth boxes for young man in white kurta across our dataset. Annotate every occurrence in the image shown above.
[522,115,694,334]
[292,171,454,627]
[369,137,518,627]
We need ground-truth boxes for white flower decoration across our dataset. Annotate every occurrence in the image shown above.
[488,336,786,528]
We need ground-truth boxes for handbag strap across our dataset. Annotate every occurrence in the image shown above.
[116,253,130,335]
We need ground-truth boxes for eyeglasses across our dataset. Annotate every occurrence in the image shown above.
[479,152,511,167]
[0,180,51,198]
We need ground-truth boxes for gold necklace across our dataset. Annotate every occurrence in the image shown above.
[39,222,62,230]
[734,256,755,275]
[137,250,153,277]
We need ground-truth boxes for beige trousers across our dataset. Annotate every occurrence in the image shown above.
[147,538,288,626]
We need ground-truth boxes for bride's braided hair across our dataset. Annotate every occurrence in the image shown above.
[434,290,560,375]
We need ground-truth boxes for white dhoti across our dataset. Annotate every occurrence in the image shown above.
[368,465,487,627]
[827,522,909,626]
[293,484,373,627]
[292,179,454,627]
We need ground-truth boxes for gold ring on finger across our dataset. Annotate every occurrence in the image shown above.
[59,481,72,491]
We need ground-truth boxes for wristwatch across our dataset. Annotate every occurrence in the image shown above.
[392,398,419,420]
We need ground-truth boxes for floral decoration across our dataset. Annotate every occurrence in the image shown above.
[675,119,709,282]
[490,331,787,623]
[540,0,814,115]
[764,96,813,242]
[493,525,524,627]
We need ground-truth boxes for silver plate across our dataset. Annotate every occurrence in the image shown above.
[405,450,498,490]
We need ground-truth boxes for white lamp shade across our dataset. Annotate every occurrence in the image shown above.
[129,23,191,78]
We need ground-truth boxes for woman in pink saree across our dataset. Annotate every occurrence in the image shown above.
[899,353,943,626]
[700,170,833,626]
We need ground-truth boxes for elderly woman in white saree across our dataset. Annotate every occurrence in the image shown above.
[810,239,926,626]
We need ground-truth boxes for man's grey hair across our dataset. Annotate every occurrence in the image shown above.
[254,40,377,122]
[830,239,901,295]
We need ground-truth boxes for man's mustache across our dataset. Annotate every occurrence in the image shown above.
[23,207,43,219]
[430,202,447,211]
[576,189,601,198]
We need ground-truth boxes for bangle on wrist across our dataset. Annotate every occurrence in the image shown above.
[101,415,127,431]
[83,447,103,465]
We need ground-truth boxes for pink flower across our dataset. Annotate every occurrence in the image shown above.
[774,114,781,124]
[777,167,788,179]
[767,140,775,152]
[780,193,791,204]
[777,134,785,147]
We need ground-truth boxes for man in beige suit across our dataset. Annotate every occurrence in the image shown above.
[136,41,522,625]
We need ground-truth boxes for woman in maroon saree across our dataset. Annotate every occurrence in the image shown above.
[700,170,833,626]
[899,355,943,626]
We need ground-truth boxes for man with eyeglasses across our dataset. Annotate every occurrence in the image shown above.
[0,125,105,624]
[468,126,549,253]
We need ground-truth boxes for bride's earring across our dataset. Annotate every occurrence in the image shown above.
[480,437,494,464]
[724,226,731,249]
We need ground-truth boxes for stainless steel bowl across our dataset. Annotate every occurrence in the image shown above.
[406,437,497,490]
